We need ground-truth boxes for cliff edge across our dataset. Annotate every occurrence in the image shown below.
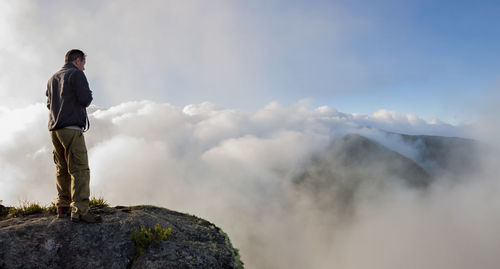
[0,205,243,269]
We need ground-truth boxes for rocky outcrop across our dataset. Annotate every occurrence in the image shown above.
[0,205,243,269]
[0,205,8,219]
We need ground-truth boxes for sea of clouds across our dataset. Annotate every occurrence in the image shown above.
[2,0,500,267]
[1,101,499,269]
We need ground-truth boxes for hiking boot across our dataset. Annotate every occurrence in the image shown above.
[57,206,71,218]
[71,212,102,223]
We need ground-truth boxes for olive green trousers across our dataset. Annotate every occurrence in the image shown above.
[50,128,90,215]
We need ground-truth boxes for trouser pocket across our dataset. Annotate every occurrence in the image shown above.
[68,132,89,173]
[69,147,89,172]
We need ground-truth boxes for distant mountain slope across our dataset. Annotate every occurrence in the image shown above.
[294,134,433,213]
[293,132,480,214]
[395,133,479,177]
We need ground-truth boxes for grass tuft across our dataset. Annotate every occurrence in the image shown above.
[131,224,172,264]
[3,196,109,219]
[89,196,109,208]
[7,201,45,218]
[46,202,57,214]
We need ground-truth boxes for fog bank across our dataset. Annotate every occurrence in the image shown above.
[1,101,498,268]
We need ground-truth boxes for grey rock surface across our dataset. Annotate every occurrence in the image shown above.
[0,205,242,269]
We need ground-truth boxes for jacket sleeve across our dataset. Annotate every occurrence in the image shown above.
[72,70,93,107]
[46,83,50,109]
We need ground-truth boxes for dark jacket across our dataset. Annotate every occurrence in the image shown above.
[46,63,93,131]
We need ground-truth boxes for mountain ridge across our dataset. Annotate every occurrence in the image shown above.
[293,132,479,213]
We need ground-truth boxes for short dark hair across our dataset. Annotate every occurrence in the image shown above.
[65,49,86,63]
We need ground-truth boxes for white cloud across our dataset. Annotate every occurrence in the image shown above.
[0,0,378,110]
[0,1,497,267]
[0,1,268,107]
[1,100,498,268]
[351,109,461,136]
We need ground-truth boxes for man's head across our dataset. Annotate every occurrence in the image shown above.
[65,49,86,71]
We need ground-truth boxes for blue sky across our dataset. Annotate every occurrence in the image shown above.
[0,0,498,124]
[256,0,500,121]
[326,0,500,121]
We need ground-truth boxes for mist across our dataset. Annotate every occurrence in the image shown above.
[0,0,368,110]
[1,0,499,267]
[1,100,499,268]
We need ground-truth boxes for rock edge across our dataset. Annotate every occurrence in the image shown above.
[0,205,243,269]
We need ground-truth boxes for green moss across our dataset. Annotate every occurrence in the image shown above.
[131,224,172,264]
[219,230,244,269]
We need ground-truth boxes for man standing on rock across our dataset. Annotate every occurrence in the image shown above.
[46,49,101,223]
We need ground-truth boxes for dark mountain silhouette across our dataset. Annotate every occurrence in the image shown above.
[293,133,479,214]
[395,133,479,177]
